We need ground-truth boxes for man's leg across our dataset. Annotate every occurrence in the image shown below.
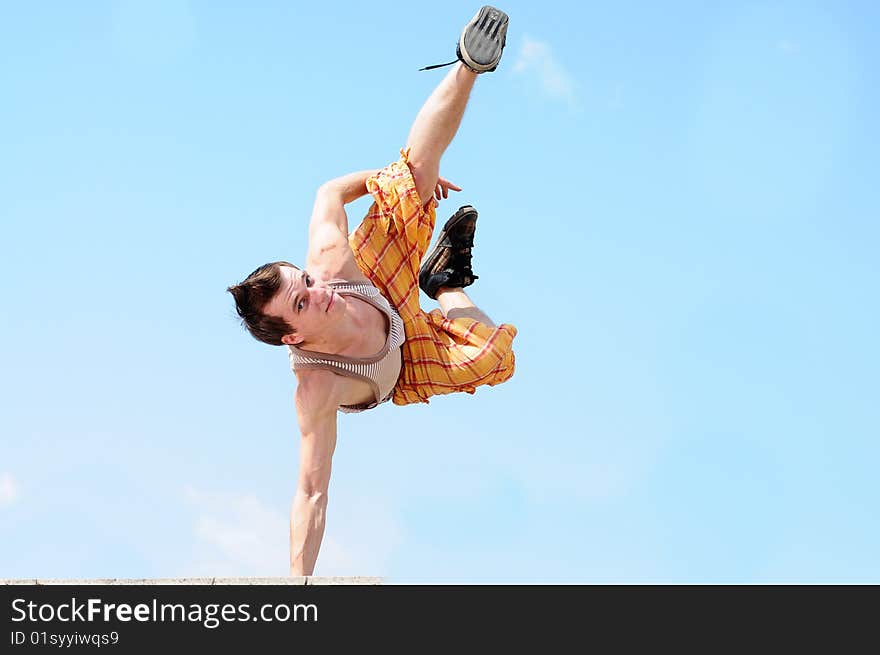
[406,5,509,204]
[437,288,496,327]
[405,63,478,205]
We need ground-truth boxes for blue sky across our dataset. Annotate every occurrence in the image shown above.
[1,0,878,583]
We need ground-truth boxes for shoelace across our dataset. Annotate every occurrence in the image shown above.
[418,59,459,72]
[452,253,477,276]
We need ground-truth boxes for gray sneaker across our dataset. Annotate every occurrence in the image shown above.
[419,6,509,73]
[457,6,509,73]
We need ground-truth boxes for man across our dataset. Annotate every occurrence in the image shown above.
[227,6,516,576]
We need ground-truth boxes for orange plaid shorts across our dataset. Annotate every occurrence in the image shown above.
[349,149,518,406]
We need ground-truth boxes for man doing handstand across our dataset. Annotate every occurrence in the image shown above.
[227,6,516,576]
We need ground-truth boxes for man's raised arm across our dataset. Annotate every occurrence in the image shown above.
[317,169,380,206]
[289,370,341,576]
[306,170,379,280]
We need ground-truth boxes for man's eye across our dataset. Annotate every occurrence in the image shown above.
[297,299,305,312]
[306,275,312,287]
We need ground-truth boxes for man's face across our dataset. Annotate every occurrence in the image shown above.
[263,265,346,346]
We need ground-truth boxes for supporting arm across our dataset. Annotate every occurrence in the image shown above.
[290,371,340,576]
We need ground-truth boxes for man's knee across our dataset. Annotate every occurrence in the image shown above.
[407,160,439,206]
[446,307,497,327]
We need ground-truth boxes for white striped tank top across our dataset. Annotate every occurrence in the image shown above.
[287,280,405,413]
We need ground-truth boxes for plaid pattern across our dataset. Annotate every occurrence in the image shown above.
[349,148,517,406]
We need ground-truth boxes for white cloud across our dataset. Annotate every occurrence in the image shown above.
[512,35,577,106]
[314,496,403,577]
[183,487,288,577]
[0,472,20,507]
[181,486,403,578]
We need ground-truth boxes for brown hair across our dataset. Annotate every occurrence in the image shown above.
[227,261,300,346]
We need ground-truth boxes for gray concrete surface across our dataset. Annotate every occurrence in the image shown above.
[0,577,381,585]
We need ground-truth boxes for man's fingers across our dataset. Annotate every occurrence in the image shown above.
[435,178,462,199]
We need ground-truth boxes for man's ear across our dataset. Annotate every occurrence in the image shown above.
[281,333,303,346]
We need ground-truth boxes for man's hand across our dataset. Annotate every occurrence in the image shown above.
[434,176,462,201]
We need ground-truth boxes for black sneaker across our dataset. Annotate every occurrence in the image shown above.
[419,205,480,299]
[419,6,509,73]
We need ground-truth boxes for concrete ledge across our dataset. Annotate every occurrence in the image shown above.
[1,577,381,586]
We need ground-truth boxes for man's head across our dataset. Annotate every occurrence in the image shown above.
[227,261,345,347]
[227,261,298,346]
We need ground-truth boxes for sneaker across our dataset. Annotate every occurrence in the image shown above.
[419,205,480,299]
[457,6,509,73]
[419,6,509,73]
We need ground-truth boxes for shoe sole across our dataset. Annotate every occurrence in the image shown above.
[420,205,478,278]
[458,6,509,73]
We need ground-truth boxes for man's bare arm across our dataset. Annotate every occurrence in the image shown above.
[320,169,380,206]
[290,370,340,576]
[306,170,379,280]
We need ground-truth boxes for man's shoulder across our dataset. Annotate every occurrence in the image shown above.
[294,369,350,414]
[295,368,344,394]
[305,223,364,283]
